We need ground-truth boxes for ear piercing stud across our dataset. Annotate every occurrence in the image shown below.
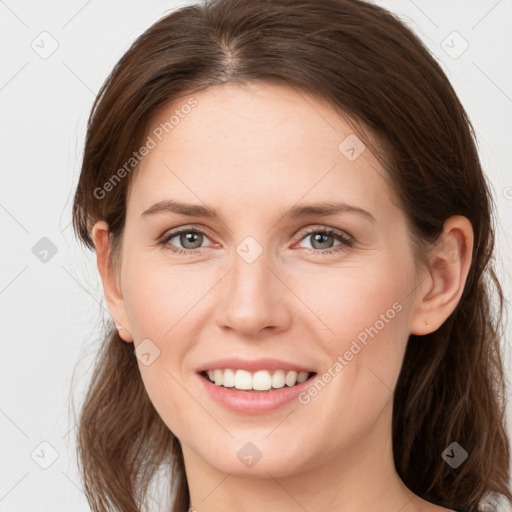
[115,325,124,330]
[425,320,430,327]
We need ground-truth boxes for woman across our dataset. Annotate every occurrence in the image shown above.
[71,0,511,511]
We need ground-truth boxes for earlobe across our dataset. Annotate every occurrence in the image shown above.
[91,221,134,343]
[409,215,473,336]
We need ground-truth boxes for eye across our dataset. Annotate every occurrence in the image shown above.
[159,225,354,256]
[295,226,354,255]
[159,227,212,255]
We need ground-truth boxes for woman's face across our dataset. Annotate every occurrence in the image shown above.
[107,81,426,477]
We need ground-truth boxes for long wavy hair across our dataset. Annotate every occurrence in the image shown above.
[70,0,511,510]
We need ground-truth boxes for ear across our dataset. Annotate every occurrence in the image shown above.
[409,215,474,335]
[91,221,133,343]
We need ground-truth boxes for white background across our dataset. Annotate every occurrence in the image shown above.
[1,1,511,510]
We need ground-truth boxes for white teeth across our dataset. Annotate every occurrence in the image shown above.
[297,371,309,384]
[204,368,312,390]
[234,369,252,390]
[223,368,236,387]
[285,370,298,386]
[253,370,272,391]
[271,369,286,389]
[214,369,223,386]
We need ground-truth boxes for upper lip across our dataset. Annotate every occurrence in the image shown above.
[196,357,316,374]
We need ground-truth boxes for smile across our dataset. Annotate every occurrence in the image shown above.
[197,369,318,414]
[202,368,313,392]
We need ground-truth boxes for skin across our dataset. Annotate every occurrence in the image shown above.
[92,81,473,512]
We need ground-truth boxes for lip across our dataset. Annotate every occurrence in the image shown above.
[196,357,315,373]
[197,371,318,414]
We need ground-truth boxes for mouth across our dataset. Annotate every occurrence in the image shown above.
[196,367,319,414]
[198,369,318,393]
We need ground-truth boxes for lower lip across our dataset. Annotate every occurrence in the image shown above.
[197,372,317,414]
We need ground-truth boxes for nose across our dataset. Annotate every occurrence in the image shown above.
[215,248,292,338]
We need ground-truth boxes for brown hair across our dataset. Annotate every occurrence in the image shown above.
[71,0,511,511]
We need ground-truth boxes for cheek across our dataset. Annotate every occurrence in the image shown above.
[120,258,207,439]
[294,258,412,428]
[294,255,410,352]
[121,254,209,341]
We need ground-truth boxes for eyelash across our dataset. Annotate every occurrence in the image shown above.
[158,226,354,256]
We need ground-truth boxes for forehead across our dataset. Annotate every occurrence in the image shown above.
[127,81,397,223]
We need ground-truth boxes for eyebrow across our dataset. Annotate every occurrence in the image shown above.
[141,199,376,223]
